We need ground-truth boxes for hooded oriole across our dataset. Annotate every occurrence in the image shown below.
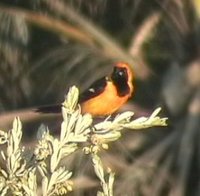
[36,62,134,116]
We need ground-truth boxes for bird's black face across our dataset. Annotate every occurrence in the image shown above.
[111,66,130,96]
[111,66,128,82]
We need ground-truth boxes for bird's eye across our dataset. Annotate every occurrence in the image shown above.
[118,71,124,76]
[111,66,128,81]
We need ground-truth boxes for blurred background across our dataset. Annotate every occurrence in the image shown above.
[0,0,200,195]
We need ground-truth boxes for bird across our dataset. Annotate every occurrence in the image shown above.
[36,62,134,116]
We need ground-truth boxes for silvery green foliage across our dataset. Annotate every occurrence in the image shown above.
[0,86,167,195]
[0,118,37,195]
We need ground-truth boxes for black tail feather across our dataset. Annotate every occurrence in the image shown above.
[35,104,61,113]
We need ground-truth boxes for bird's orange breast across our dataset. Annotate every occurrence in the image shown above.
[81,81,132,116]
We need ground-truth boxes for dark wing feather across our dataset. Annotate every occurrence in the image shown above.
[36,77,108,113]
[79,76,108,103]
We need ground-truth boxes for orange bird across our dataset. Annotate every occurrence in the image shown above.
[36,62,134,116]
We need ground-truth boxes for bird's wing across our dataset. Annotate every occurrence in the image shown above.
[79,76,108,103]
[36,77,108,113]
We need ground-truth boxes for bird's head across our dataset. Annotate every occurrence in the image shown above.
[111,62,133,83]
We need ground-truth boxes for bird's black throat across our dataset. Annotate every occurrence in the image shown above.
[111,67,130,97]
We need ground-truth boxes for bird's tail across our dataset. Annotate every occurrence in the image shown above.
[35,104,61,113]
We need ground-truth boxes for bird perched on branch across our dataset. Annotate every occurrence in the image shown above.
[36,62,134,116]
